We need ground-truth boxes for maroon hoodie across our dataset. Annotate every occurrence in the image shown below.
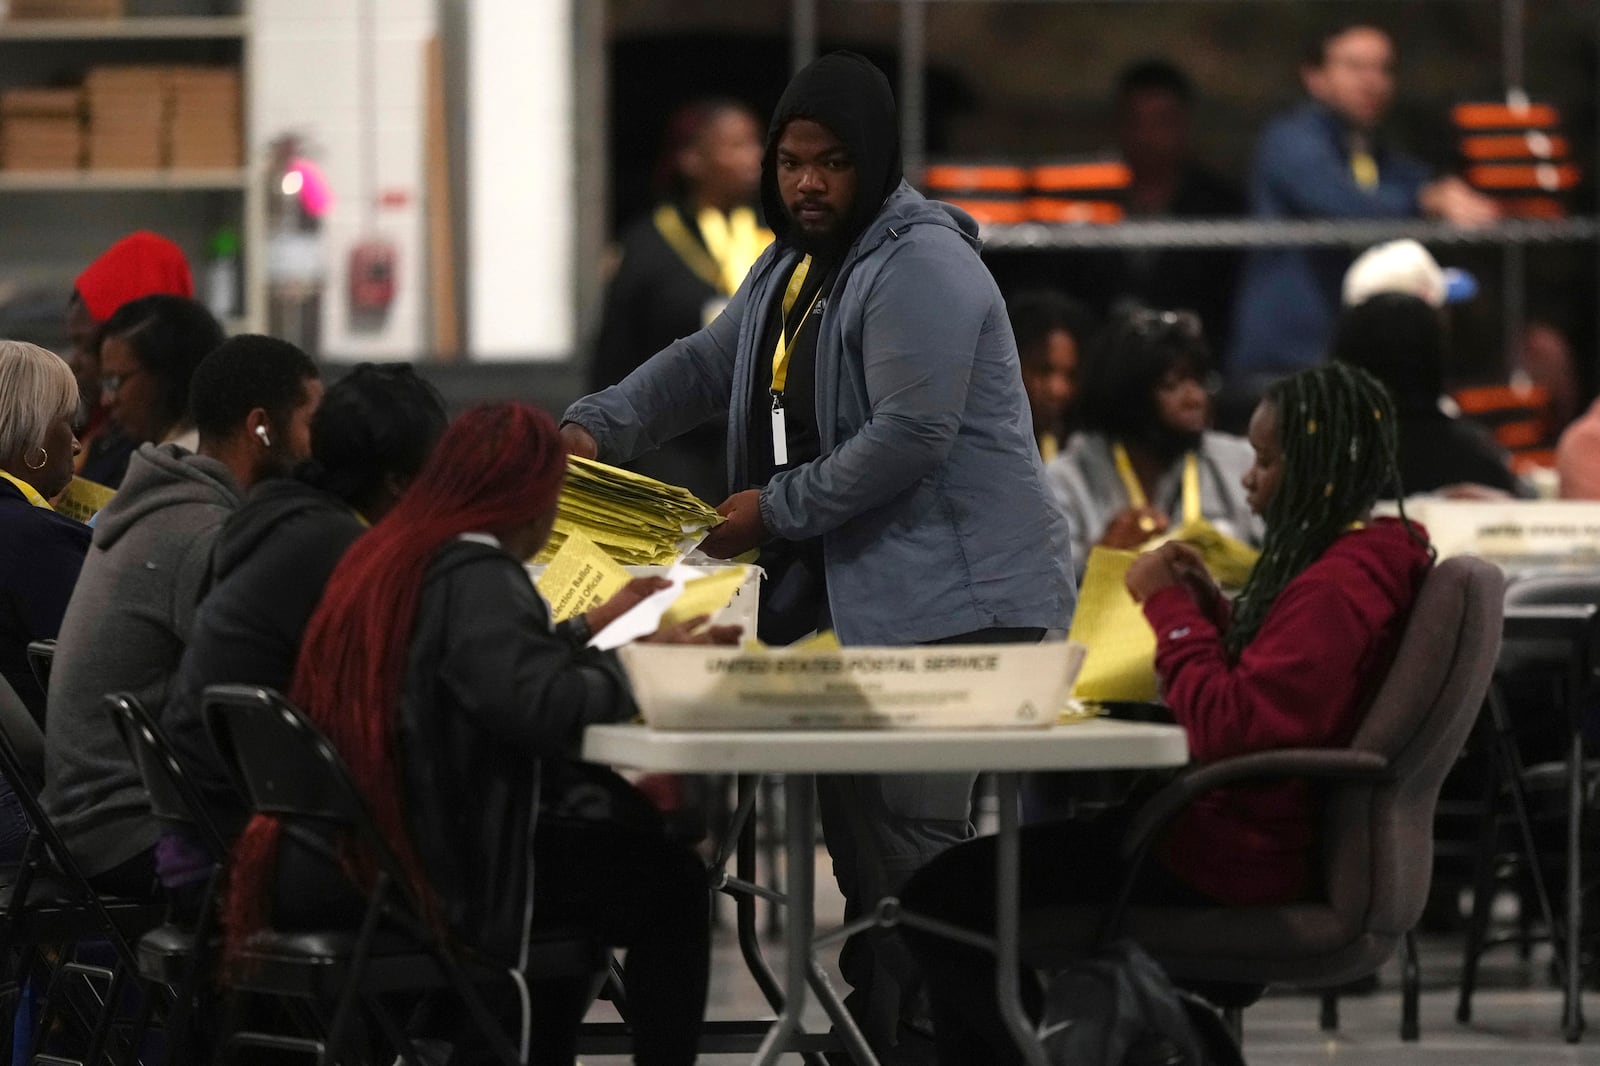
[1140,517,1433,905]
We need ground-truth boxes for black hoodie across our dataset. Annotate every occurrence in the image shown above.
[165,477,365,822]
[760,51,903,251]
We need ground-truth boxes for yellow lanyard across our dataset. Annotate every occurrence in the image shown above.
[1112,443,1200,526]
[0,470,52,510]
[1350,149,1379,191]
[1038,431,1060,464]
[771,255,822,397]
[698,206,771,295]
[653,205,774,297]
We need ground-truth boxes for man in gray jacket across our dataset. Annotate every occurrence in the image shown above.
[42,335,321,898]
[563,51,1075,1061]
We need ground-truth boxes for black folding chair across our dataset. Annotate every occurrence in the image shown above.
[104,694,237,1065]
[0,675,165,1065]
[203,684,603,1065]
[25,640,54,703]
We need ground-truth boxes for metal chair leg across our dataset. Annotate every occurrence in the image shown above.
[760,773,783,939]
[1458,710,1504,1025]
[1401,930,1421,1041]
[1562,723,1586,1044]
[1318,991,1338,1032]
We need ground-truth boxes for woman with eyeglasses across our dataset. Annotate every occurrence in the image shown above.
[1046,306,1259,576]
[90,294,225,487]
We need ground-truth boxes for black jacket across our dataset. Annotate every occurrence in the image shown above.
[398,539,638,961]
[591,203,722,393]
[1394,410,1527,497]
[590,204,730,503]
[0,481,89,719]
[166,478,365,829]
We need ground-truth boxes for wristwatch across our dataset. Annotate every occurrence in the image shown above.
[563,612,594,647]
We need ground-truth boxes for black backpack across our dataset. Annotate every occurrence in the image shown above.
[1037,940,1245,1066]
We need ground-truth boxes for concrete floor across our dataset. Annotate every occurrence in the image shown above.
[576,845,1598,1065]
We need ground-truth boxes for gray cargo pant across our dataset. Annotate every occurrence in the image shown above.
[815,625,1046,1061]
[816,771,976,1055]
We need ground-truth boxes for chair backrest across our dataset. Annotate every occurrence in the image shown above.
[1505,570,1600,609]
[0,671,45,797]
[1324,554,1504,937]
[0,672,149,957]
[1499,570,1600,677]
[105,693,230,861]
[203,683,421,909]
[202,684,370,829]
[25,640,54,701]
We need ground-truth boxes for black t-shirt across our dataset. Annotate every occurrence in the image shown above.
[745,256,839,488]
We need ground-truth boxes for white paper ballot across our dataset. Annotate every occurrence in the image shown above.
[587,562,697,651]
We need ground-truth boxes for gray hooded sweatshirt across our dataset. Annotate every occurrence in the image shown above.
[42,443,242,878]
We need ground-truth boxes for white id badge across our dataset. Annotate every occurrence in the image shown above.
[771,405,789,467]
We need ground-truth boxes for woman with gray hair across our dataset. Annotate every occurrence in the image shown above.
[0,340,91,728]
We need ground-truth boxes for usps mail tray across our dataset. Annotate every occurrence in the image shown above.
[618,641,1080,730]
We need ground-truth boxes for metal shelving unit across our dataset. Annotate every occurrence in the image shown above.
[0,3,262,333]
[0,168,248,191]
[0,16,248,40]
[979,216,1600,250]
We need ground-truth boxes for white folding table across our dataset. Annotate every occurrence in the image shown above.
[583,720,1190,1066]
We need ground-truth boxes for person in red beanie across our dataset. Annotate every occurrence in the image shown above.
[66,231,195,486]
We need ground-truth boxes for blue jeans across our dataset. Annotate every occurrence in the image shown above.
[0,781,30,861]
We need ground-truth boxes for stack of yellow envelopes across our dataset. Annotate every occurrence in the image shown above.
[534,456,723,566]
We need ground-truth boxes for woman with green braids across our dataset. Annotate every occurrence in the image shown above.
[899,362,1434,1064]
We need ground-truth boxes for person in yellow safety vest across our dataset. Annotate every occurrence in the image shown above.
[590,98,770,506]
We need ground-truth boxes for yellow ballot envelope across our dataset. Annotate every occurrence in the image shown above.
[534,456,723,567]
[1067,547,1159,702]
[55,477,116,525]
[661,566,752,627]
[1147,518,1259,591]
[534,530,631,623]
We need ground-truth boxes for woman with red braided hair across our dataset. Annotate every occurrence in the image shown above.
[226,401,734,1065]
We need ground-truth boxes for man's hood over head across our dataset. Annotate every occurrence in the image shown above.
[91,443,242,550]
[761,51,902,249]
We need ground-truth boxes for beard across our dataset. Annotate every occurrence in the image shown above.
[786,203,851,258]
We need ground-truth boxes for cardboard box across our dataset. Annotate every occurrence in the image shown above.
[1379,499,1600,567]
[87,135,161,169]
[168,135,240,168]
[618,641,1085,731]
[9,0,123,18]
[0,88,82,119]
[2,115,82,170]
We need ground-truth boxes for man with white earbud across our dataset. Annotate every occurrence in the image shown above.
[42,335,323,899]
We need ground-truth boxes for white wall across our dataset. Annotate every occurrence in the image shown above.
[464,0,575,361]
[252,0,436,361]
[249,0,576,361]
[251,0,576,362]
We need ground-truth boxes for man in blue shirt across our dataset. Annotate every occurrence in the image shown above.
[1229,23,1498,382]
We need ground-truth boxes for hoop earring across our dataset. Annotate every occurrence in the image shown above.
[24,448,46,471]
